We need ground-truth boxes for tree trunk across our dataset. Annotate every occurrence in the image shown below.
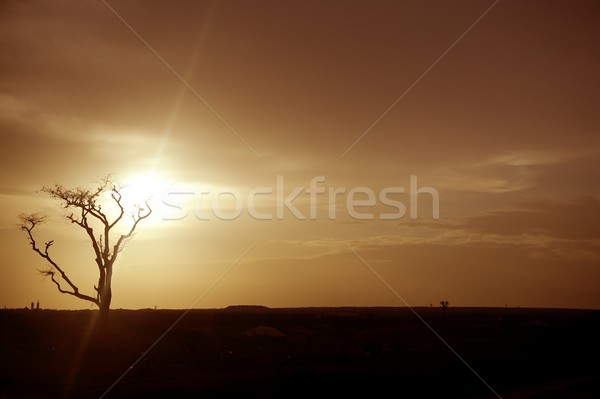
[97,264,113,336]
[96,290,112,346]
[99,299,110,330]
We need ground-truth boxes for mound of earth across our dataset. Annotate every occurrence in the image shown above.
[242,325,286,337]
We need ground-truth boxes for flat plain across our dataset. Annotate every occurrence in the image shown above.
[1,306,599,398]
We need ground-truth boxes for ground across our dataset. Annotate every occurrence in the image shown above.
[1,306,599,398]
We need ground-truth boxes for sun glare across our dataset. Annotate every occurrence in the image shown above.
[119,174,171,223]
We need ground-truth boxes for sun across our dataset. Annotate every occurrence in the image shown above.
[119,173,171,221]
[124,174,167,201]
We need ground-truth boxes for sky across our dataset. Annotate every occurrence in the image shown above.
[1,0,599,310]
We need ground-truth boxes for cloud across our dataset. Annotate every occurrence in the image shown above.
[461,197,600,240]
[432,151,565,193]
[259,197,600,264]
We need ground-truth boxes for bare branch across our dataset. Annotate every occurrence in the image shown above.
[41,180,111,226]
[39,268,99,305]
[111,201,152,262]
[66,208,104,271]
[18,213,46,230]
[109,184,125,229]
[44,240,54,254]
[20,214,99,307]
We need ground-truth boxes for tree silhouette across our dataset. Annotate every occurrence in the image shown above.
[440,300,449,312]
[19,175,151,330]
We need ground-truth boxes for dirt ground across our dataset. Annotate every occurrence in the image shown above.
[1,306,599,398]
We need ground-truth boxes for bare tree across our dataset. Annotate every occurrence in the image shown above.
[19,175,151,330]
[440,300,449,312]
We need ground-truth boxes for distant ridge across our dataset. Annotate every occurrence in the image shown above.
[224,305,270,311]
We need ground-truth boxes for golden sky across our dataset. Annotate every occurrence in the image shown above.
[1,0,599,309]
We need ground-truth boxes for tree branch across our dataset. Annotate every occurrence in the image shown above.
[67,209,104,272]
[39,268,99,305]
[111,201,152,262]
[19,214,99,307]
[109,185,125,229]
